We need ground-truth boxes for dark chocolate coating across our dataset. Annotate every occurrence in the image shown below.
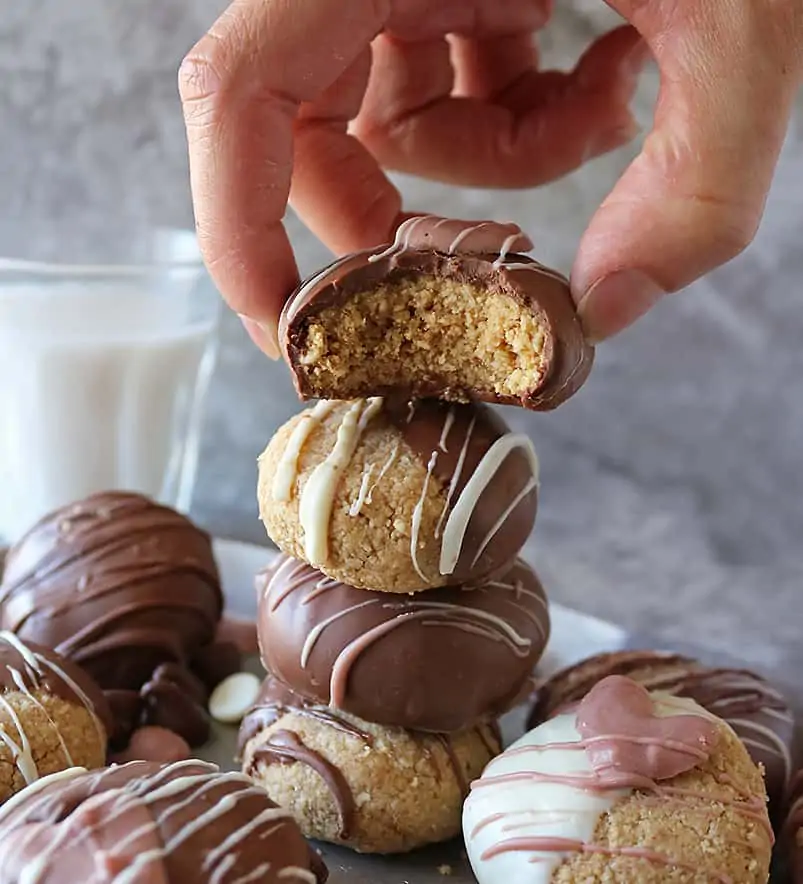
[0,491,223,692]
[0,759,328,883]
[0,631,112,735]
[280,245,593,411]
[257,553,550,732]
[528,650,795,825]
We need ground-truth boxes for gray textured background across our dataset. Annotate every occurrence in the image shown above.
[2,1,801,681]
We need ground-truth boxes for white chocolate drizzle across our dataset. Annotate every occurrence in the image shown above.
[410,451,439,582]
[297,398,383,566]
[439,434,539,576]
[470,475,539,568]
[272,400,339,501]
[438,408,455,452]
[0,632,105,785]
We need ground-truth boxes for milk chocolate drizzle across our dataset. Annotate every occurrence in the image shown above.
[242,678,497,841]
[0,759,326,884]
[0,492,222,689]
[262,555,548,715]
[464,676,773,884]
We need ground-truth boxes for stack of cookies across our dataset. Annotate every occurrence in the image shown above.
[239,215,598,854]
[241,398,550,853]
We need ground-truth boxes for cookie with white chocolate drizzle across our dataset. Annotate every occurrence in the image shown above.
[464,675,773,884]
[0,759,328,883]
[280,215,594,410]
[256,553,549,732]
[240,676,501,854]
[0,631,111,804]
[258,396,538,592]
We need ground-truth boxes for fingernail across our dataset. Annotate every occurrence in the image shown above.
[238,315,280,360]
[576,269,666,343]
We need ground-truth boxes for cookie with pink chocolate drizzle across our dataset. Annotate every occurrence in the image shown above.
[279,214,593,411]
[463,675,773,883]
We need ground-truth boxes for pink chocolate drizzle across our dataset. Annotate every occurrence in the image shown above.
[575,675,718,782]
[467,676,773,881]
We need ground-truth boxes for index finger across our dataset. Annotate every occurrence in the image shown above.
[178,0,390,351]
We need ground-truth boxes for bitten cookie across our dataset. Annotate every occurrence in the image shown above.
[257,553,549,732]
[464,675,772,884]
[0,491,223,746]
[257,397,538,591]
[0,631,110,804]
[280,215,594,410]
[0,759,328,883]
[528,649,795,825]
[239,677,501,854]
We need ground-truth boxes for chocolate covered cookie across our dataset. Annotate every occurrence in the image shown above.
[528,649,795,824]
[0,491,222,689]
[0,492,224,748]
[257,397,538,591]
[0,631,110,804]
[280,215,593,410]
[240,677,501,854]
[784,770,803,882]
[258,553,549,732]
[465,675,772,884]
[0,759,328,883]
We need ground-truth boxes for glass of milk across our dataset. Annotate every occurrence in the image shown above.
[0,227,220,543]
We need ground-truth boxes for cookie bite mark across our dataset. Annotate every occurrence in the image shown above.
[258,399,538,591]
[280,215,594,411]
[240,677,500,854]
[0,759,327,883]
[464,675,773,884]
[528,649,795,826]
[257,555,549,732]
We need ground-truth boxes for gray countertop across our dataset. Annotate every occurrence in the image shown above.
[2,1,802,689]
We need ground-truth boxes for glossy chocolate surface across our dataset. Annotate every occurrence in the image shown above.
[257,553,549,732]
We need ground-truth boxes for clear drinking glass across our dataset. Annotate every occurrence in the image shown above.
[0,227,220,544]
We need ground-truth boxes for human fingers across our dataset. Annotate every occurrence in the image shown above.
[572,0,803,342]
[351,24,649,188]
[178,0,391,354]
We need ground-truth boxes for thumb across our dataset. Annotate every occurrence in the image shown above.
[571,1,803,342]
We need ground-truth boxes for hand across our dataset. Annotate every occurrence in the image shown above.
[179,1,802,353]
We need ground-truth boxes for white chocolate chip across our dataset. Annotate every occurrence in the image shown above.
[208,671,261,724]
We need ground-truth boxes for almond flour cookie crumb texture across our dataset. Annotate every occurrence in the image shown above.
[464,676,772,884]
[239,677,501,854]
[0,632,110,804]
[257,397,538,592]
[279,215,593,410]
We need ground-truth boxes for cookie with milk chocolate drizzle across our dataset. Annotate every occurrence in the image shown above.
[240,676,501,854]
[0,759,328,883]
[258,397,538,592]
[280,215,594,410]
[0,492,223,747]
[464,675,773,884]
[0,631,111,803]
[256,553,549,732]
[528,649,796,827]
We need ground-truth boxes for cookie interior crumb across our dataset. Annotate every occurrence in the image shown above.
[295,276,549,399]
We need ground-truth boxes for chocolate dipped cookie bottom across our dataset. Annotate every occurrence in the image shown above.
[239,676,501,854]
